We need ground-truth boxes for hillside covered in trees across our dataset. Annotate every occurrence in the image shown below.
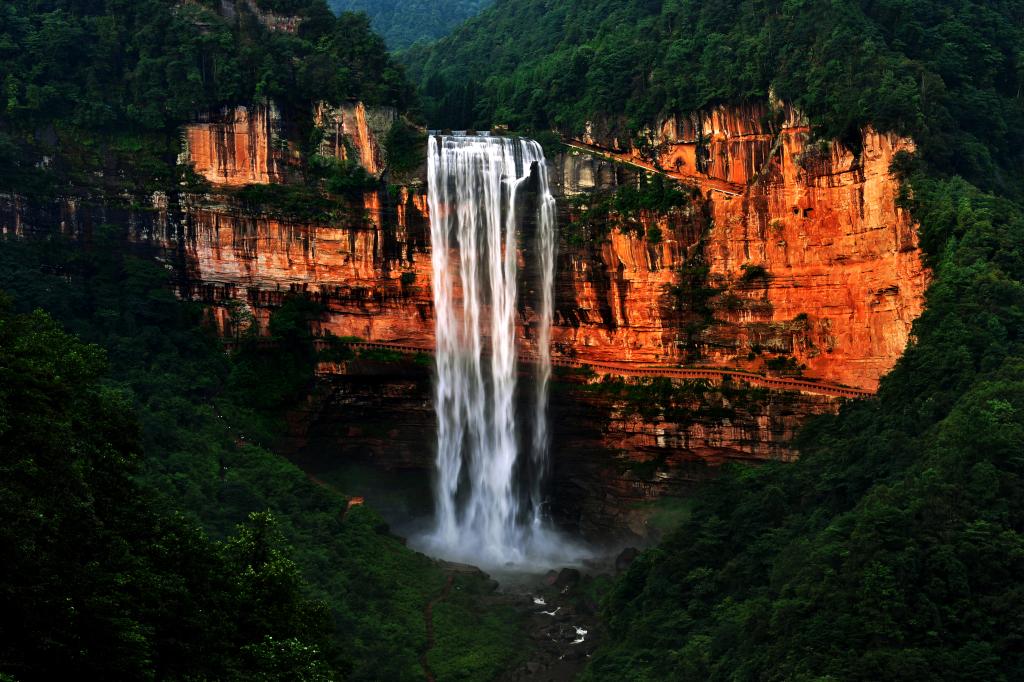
[408,0,1023,192]
[0,2,521,680]
[328,0,491,49]
[0,0,412,196]
[4,0,1024,679]
[409,0,1024,679]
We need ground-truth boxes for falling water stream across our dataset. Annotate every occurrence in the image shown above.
[420,134,573,568]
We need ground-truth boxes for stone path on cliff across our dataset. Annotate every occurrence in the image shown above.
[323,341,875,399]
[563,139,746,197]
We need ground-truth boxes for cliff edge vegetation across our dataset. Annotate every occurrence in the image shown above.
[0,0,412,196]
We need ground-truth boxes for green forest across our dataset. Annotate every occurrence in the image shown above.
[408,0,1023,193]
[0,1,513,680]
[0,228,522,680]
[0,0,411,196]
[4,0,1024,679]
[328,0,492,50]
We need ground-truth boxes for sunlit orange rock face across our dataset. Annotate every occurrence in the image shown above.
[560,102,929,390]
[180,99,425,343]
[182,99,396,189]
[181,100,926,392]
[544,194,706,366]
[183,194,433,344]
[314,102,396,177]
[184,104,292,187]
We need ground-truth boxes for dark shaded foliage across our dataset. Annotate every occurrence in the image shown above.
[0,0,413,194]
[0,299,333,680]
[328,0,492,50]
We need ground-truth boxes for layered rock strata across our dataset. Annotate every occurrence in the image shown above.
[286,361,840,542]
[565,103,928,389]
[182,104,294,187]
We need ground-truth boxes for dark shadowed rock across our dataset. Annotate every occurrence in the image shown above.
[615,546,640,573]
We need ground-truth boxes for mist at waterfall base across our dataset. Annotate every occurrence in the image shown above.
[410,134,590,571]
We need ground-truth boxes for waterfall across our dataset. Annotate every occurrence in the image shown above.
[424,134,559,566]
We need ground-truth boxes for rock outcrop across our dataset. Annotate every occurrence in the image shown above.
[557,102,928,389]
[0,97,929,539]
[183,104,294,187]
[178,101,926,391]
[182,198,433,342]
[314,102,396,177]
[286,361,840,543]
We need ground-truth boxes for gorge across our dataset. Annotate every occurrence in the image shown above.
[3,0,1023,679]
[0,96,928,543]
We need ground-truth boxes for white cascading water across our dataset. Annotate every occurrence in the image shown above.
[423,134,564,567]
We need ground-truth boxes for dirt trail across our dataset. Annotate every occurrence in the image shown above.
[421,574,455,682]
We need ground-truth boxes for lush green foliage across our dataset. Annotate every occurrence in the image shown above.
[0,0,408,128]
[581,47,1024,682]
[328,0,492,50]
[566,172,693,244]
[0,300,334,679]
[0,0,411,194]
[409,0,1024,194]
[385,119,429,175]
[0,233,518,680]
[588,176,1024,678]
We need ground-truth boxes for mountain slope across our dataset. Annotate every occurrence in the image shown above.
[410,0,1024,679]
[328,0,491,49]
[0,0,412,196]
[407,0,1023,190]
[0,2,519,680]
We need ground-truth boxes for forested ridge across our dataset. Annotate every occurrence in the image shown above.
[4,0,1024,679]
[0,214,522,682]
[0,0,412,195]
[408,0,1023,193]
[0,2,522,680]
[328,0,492,50]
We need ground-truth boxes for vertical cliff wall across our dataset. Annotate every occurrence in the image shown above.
[314,102,397,177]
[557,102,929,389]
[1,98,924,539]
[182,104,294,187]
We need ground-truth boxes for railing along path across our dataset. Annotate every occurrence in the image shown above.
[306,340,874,399]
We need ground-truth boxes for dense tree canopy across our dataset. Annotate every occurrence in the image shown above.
[0,298,334,679]
[408,0,1024,193]
[0,224,526,680]
[404,0,1024,678]
[0,0,410,130]
[586,172,1024,680]
[328,0,492,50]
[0,0,413,194]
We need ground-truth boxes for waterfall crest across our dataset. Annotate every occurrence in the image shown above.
[424,134,561,567]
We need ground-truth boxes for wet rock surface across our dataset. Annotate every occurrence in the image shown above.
[491,569,609,682]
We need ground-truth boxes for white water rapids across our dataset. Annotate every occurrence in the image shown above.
[420,134,575,568]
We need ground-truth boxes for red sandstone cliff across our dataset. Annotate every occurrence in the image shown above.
[1,97,926,536]
[177,100,926,392]
[314,102,396,177]
[557,102,928,390]
[183,104,294,187]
